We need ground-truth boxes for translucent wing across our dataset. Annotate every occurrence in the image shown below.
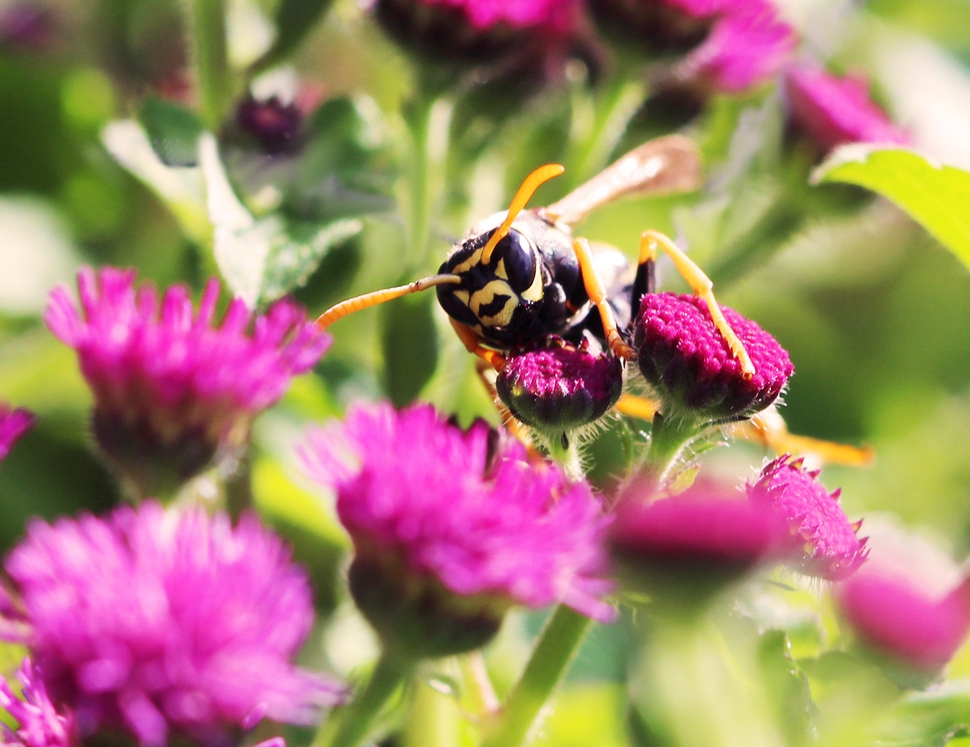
[542,135,702,226]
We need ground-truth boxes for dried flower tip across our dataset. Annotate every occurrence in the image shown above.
[748,455,867,580]
[634,293,793,423]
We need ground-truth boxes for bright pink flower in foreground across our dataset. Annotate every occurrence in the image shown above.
[634,292,793,421]
[748,455,867,580]
[0,403,33,462]
[0,659,77,747]
[782,65,910,152]
[303,402,614,623]
[422,0,575,30]
[2,503,341,747]
[679,5,796,93]
[838,570,970,674]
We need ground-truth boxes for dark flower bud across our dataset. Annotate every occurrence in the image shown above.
[234,95,304,155]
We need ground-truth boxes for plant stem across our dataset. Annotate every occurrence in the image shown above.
[403,80,440,271]
[189,0,232,131]
[403,676,460,747]
[546,433,584,483]
[318,650,413,747]
[638,413,700,494]
[481,605,593,747]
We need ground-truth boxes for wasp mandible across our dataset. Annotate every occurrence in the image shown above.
[316,134,753,377]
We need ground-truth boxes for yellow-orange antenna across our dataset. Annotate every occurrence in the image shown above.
[480,163,566,266]
[315,274,462,330]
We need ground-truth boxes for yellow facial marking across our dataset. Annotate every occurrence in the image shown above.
[520,263,543,302]
[495,259,508,280]
[471,279,517,327]
[451,248,483,275]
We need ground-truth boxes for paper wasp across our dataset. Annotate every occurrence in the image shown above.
[315,136,872,466]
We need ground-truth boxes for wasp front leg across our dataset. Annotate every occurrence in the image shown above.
[638,230,755,378]
[572,238,637,360]
[449,318,508,372]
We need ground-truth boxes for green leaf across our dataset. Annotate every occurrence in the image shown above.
[138,96,203,167]
[259,217,363,304]
[251,0,337,74]
[380,291,438,407]
[812,146,970,271]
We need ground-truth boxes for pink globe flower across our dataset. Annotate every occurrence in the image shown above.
[748,455,867,580]
[634,293,793,422]
[45,267,330,497]
[782,65,910,153]
[0,403,34,462]
[0,659,78,747]
[677,4,796,93]
[2,503,342,747]
[302,402,614,656]
[838,570,970,677]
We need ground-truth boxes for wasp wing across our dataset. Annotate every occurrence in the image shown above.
[542,135,702,227]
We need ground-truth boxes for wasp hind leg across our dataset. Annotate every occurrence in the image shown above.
[638,230,755,378]
[572,238,637,360]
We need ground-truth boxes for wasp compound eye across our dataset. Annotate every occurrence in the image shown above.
[490,229,539,295]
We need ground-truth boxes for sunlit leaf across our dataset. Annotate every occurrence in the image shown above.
[138,96,203,167]
[812,146,970,271]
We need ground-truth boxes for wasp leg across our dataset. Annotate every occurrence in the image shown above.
[573,238,637,360]
[732,408,875,467]
[616,393,661,421]
[639,230,755,378]
[449,318,508,372]
[472,359,541,455]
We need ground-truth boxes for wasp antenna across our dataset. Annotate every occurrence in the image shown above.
[315,274,462,330]
[481,163,565,265]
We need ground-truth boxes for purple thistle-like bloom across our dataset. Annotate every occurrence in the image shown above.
[838,571,970,676]
[634,293,793,422]
[2,503,342,747]
[0,659,78,747]
[0,404,34,462]
[303,402,613,655]
[235,96,303,156]
[677,4,796,93]
[782,65,910,153]
[421,0,576,30]
[45,266,330,496]
[496,339,624,434]
[748,455,867,580]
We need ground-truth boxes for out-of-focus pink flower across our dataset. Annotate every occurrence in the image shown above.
[782,65,910,152]
[748,455,867,580]
[0,659,78,747]
[0,404,33,462]
[302,402,614,654]
[838,570,970,675]
[421,0,576,30]
[45,267,330,496]
[634,292,793,422]
[2,503,342,747]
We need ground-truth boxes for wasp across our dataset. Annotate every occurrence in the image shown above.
[317,135,750,374]
[315,136,872,465]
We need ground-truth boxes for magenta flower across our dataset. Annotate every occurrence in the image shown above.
[0,659,78,747]
[838,570,970,676]
[747,455,867,580]
[782,65,910,153]
[2,503,342,747]
[302,402,614,656]
[421,0,576,30]
[634,292,793,422]
[677,4,796,93]
[45,267,330,496]
[611,483,789,610]
[496,339,624,435]
[0,403,34,462]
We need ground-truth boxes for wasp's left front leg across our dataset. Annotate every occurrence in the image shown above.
[449,318,508,372]
[572,238,637,360]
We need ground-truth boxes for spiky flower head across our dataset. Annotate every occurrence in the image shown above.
[747,455,867,580]
[2,503,342,747]
[634,292,793,423]
[611,482,789,612]
[782,65,910,153]
[0,403,34,462]
[302,401,614,657]
[44,266,330,497]
[495,338,624,437]
[0,659,78,747]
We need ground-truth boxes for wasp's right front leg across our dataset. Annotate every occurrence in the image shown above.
[449,318,508,372]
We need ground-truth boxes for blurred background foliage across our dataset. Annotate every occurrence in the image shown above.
[2,0,970,744]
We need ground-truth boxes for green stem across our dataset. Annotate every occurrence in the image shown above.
[403,82,439,271]
[546,432,584,483]
[637,413,700,495]
[317,651,413,747]
[403,676,460,747]
[481,605,593,747]
[189,0,232,131]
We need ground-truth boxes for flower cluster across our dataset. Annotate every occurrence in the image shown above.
[1,502,341,747]
[45,267,330,496]
[302,402,614,655]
